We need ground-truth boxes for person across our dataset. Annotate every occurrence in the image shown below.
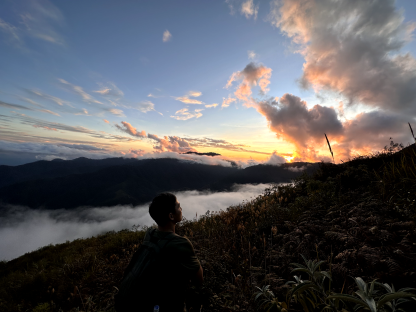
[118,193,203,312]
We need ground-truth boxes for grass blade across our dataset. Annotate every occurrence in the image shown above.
[324,133,334,163]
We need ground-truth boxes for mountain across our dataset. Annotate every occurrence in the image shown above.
[210,162,317,190]
[182,152,221,157]
[0,157,138,189]
[0,157,318,209]
[1,146,415,311]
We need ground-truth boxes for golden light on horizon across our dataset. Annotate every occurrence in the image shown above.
[284,155,294,162]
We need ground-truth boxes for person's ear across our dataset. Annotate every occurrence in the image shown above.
[169,213,174,221]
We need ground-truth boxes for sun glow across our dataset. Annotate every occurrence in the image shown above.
[284,156,294,162]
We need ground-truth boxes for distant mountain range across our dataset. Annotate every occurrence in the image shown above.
[0,157,318,209]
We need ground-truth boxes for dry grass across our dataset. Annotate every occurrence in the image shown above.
[0,145,415,311]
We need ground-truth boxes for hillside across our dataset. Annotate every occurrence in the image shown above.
[0,158,316,209]
[0,145,415,311]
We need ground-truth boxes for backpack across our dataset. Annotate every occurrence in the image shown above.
[114,228,176,312]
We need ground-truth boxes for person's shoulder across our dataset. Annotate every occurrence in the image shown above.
[166,234,195,251]
[171,233,192,244]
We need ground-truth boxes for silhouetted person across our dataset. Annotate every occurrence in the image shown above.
[116,193,203,312]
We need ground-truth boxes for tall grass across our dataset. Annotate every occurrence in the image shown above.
[324,133,334,163]
[1,145,416,311]
[409,122,416,143]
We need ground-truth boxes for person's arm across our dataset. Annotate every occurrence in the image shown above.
[191,265,203,287]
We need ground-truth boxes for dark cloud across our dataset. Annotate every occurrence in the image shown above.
[257,94,343,148]
[256,94,414,161]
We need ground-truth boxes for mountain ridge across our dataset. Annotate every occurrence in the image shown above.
[0,157,318,209]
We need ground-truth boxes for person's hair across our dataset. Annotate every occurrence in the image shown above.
[149,193,177,226]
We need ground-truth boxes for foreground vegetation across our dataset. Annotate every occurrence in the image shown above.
[1,143,415,311]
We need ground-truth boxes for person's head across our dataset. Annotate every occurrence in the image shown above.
[149,193,182,226]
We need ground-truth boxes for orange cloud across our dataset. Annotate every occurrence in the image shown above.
[115,121,146,138]
[170,108,203,120]
[271,0,416,115]
[205,103,218,108]
[225,62,414,162]
[257,95,412,162]
[33,125,58,131]
[226,62,272,106]
[115,121,269,155]
[222,96,237,108]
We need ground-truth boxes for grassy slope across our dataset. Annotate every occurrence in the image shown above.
[0,146,415,312]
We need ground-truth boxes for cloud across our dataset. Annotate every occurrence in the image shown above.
[264,151,287,165]
[103,119,109,124]
[148,134,197,153]
[58,79,103,105]
[163,30,172,42]
[38,109,60,116]
[0,100,60,116]
[19,1,65,45]
[225,62,272,104]
[171,108,204,120]
[188,91,202,97]
[147,93,161,98]
[337,110,411,160]
[0,18,20,41]
[248,50,256,59]
[0,141,124,161]
[108,108,125,117]
[74,108,90,116]
[205,103,218,108]
[0,1,65,48]
[256,94,414,162]
[174,96,205,105]
[241,0,259,20]
[27,89,67,106]
[135,100,156,113]
[173,90,205,104]
[115,121,269,155]
[1,100,36,111]
[223,62,416,161]
[93,83,124,98]
[256,94,344,161]
[137,151,232,166]
[184,137,269,155]
[222,96,237,108]
[115,121,147,138]
[269,0,416,115]
[0,183,270,260]
[1,114,137,142]
[32,125,57,131]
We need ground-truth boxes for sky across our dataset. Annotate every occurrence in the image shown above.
[1,0,416,166]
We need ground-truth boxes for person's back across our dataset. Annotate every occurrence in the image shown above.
[150,229,201,310]
[115,193,203,312]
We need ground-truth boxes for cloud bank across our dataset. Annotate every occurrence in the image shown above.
[227,59,415,161]
[0,184,271,261]
[269,0,416,115]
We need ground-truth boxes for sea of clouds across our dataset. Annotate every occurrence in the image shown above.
[0,183,272,261]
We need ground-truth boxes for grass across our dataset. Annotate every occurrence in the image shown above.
[0,144,415,311]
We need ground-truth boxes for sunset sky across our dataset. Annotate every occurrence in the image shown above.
[1,0,416,166]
